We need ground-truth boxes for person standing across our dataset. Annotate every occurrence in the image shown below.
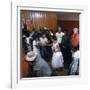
[71,28,79,51]
[25,51,52,77]
[39,34,49,61]
[55,26,64,44]
[51,36,64,75]
[61,30,72,73]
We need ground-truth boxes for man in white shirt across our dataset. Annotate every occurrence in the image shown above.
[55,27,64,44]
[39,34,49,61]
[40,34,48,46]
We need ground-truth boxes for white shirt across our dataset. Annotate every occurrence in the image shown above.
[55,32,64,43]
[40,37,48,46]
[33,40,40,54]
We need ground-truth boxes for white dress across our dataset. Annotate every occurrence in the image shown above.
[51,42,64,69]
[70,50,80,75]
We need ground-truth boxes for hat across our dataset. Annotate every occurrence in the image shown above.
[25,51,37,62]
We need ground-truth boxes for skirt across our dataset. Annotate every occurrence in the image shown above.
[51,52,64,69]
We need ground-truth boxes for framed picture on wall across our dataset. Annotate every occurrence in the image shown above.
[20,9,80,78]
[11,1,88,88]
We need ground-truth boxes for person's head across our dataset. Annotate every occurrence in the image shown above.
[42,34,46,38]
[58,26,62,33]
[73,28,79,34]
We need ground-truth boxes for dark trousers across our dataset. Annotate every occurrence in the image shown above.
[61,47,72,72]
[40,47,49,61]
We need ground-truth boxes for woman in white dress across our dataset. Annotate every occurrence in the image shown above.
[39,34,49,61]
[51,36,64,69]
[70,49,80,75]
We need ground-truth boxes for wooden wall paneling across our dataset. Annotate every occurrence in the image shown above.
[21,11,57,32]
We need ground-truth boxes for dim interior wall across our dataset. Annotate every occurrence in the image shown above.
[21,11,57,32]
[57,20,79,34]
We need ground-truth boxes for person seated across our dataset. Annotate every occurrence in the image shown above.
[61,30,72,72]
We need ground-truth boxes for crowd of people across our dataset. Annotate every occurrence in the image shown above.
[22,24,80,77]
